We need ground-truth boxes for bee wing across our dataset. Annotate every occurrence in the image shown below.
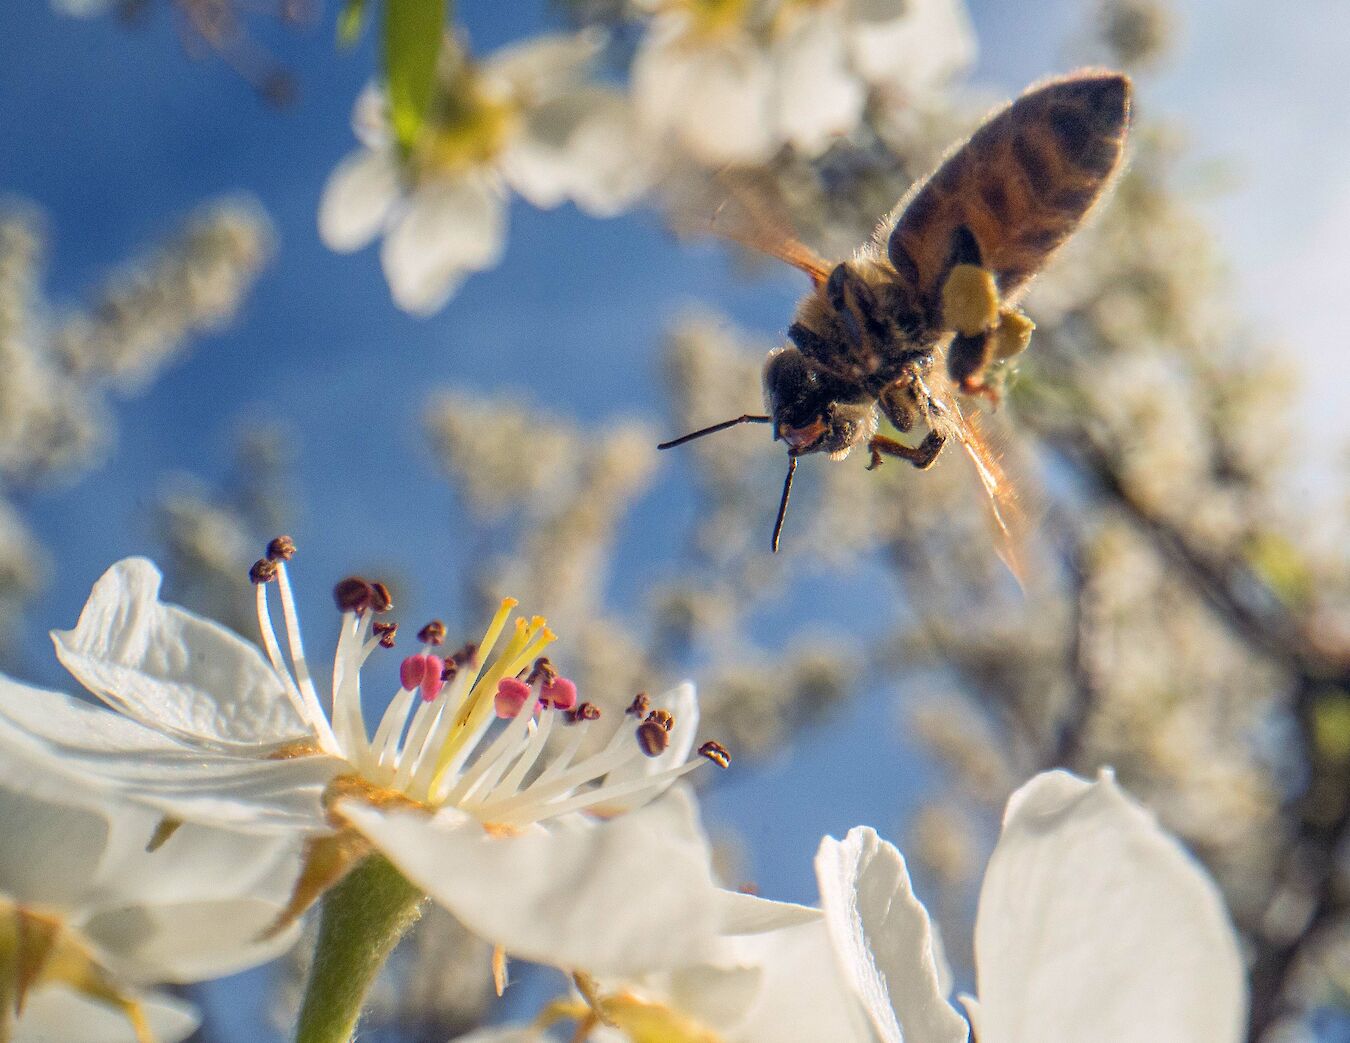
[926,388,1031,588]
[663,167,834,286]
[884,70,1131,309]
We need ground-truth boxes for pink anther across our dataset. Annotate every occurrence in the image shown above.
[419,655,446,702]
[540,676,577,712]
[400,654,446,702]
[400,654,427,692]
[495,677,532,719]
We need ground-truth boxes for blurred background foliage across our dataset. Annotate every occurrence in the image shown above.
[3,0,1348,1039]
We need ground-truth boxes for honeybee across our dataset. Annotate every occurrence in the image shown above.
[658,71,1132,568]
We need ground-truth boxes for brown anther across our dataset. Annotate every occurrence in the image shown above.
[636,719,670,757]
[440,658,459,682]
[626,692,650,718]
[698,740,731,769]
[369,582,393,613]
[333,576,374,614]
[565,701,601,724]
[646,708,675,732]
[266,535,296,561]
[452,642,478,667]
[417,620,446,645]
[249,558,277,584]
[737,881,759,896]
[526,656,558,686]
[373,621,398,649]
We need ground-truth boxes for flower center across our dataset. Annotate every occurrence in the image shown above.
[411,45,520,177]
[249,538,730,829]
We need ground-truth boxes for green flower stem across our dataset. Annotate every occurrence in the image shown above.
[294,853,425,1043]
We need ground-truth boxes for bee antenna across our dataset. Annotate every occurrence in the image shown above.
[657,414,771,450]
[770,455,797,553]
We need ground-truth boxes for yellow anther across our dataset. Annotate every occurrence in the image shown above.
[941,263,1000,337]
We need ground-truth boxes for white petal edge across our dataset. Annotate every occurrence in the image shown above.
[721,919,871,1043]
[0,677,336,834]
[380,175,507,315]
[52,558,309,749]
[15,986,198,1043]
[318,148,401,252]
[81,897,300,983]
[816,827,968,1043]
[341,786,719,975]
[973,769,1247,1043]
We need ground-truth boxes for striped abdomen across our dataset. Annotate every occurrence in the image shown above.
[886,70,1132,312]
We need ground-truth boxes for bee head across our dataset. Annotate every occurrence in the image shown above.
[763,346,874,459]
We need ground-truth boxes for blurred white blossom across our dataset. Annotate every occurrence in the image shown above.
[320,31,652,314]
[0,728,300,1042]
[0,199,272,487]
[630,0,973,166]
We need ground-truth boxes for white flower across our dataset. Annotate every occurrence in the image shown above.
[515,769,1245,1043]
[631,0,864,166]
[319,31,653,315]
[0,543,731,975]
[839,0,975,96]
[629,0,975,167]
[818,769,1247,1043]
[0,736,300,1042]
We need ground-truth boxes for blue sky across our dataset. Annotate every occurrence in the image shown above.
[3,0,1344,1038]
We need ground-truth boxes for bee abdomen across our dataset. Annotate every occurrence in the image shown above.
[888,71,1132,306]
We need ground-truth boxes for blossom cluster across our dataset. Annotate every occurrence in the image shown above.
[0,540,1247,1041]
[317,0,974,313]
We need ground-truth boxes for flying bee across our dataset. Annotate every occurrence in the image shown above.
[658,70,1132,568]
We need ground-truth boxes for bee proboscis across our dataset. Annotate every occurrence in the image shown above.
[659,70,1133,576]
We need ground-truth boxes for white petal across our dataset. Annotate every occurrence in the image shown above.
[722,920,869,1043]
[632,20,777,166]
[666,961,764,1033]
[772,11,865,155]
[52,558,309,749]
[0,756,120,910]
[483,29,603,98]
[0,677,336,833]
[15,986,198,1043]
[350,80,391,149]
[504,88,652,216]
[0,729,303,979]
[318,148,401,252]
[81,897,299,983]
[974,769,1247,1043]
[816,827,968,1043]
[589,681,699,816]
[716,889,821,935]
[342,786,719,974]
[848,0,976,93]
[380,176,507,315]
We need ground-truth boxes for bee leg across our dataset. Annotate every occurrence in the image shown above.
[866,431,946,472]
[944,333,1001,407]
[959,377,1002,407]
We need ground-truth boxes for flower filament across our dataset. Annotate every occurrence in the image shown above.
[250,538,728,830]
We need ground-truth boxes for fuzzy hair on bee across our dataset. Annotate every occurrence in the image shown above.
[659,70,1133,564]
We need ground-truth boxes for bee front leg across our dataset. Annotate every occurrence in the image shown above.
[866,431,946,471]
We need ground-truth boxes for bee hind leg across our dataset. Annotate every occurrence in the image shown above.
[866,431,946,471]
